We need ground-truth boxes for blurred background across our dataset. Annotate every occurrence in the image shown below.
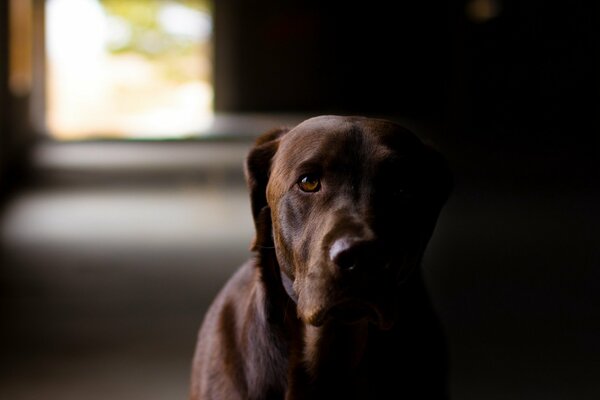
[0,0,597,399]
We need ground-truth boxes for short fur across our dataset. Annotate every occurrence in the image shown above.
[190,115,453,399]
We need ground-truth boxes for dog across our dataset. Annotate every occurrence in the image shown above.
[190,115,453,399]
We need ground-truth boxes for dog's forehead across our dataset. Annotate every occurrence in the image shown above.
[276,116,422,163]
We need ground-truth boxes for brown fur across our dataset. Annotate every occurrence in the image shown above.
[190,115,452,399]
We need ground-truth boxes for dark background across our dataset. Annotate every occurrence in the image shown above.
[1,0,598,399]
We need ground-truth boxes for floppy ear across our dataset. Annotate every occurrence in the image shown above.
[244,127,289,251]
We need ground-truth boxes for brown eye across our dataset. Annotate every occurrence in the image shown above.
[298,174,321,192]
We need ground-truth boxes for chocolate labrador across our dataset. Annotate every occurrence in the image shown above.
[190,115,452,399]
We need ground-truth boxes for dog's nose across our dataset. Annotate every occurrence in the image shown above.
[329,237,371,272]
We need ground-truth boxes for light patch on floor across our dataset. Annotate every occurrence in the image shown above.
[1,185,253,251]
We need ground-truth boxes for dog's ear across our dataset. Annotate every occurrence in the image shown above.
[244,127,289,251]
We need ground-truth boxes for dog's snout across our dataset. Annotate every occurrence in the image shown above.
[329,237,374,272]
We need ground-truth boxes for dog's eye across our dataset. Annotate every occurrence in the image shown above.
[298,174,321,192]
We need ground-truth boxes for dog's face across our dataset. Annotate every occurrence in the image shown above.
[246,116,452,330]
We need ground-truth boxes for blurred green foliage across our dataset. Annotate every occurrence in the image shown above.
[99,0,211,58]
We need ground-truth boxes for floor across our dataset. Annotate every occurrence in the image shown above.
[0,141,254,400]
[1,138,598,399]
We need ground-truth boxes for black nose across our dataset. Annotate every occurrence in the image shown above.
[329,238,373,272]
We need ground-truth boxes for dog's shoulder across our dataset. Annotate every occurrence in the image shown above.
[195,258,258,346]
[191,258,290,399]
[190,260,259,399]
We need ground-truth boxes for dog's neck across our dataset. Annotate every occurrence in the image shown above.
[302,319,370,374]
[283,318,371,399]
[259,248,374,395]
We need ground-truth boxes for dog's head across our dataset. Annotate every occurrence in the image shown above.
[245,116,452,330]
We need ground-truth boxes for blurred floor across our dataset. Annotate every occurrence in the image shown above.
[0,138,598,400]
[0,141,254,400]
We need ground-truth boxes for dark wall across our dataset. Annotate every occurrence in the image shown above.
[215,0,597,148]
[0,2,38,195]
[458,1,597,145]
[215,0,450,120]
